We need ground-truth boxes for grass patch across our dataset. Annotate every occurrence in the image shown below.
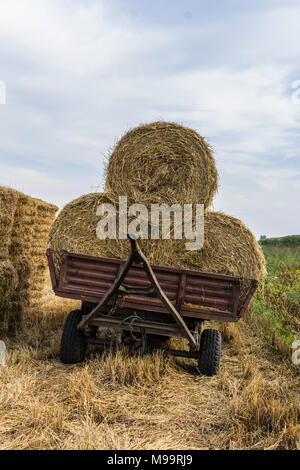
[260,235,300,246]
[246,241,300,358]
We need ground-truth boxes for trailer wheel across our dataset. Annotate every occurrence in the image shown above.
[198,329,221,376]
[60,310,87,364]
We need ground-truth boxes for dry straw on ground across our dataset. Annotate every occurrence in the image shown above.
[0,277,299,450]
[105,121,218,209]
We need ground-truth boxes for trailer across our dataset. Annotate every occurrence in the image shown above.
[47,234,258,376]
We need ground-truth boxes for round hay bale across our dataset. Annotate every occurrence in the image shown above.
[175,212,266,280]
[165,211,267,306]
[95,207,266,307]
[105,121,218,208]
[49,193,112,279]
[49,193,169,269]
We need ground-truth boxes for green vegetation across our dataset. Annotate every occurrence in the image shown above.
[260,234,300,246]
[247,237,300,359]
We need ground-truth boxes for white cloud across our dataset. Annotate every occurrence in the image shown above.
[0,0,300,237]
[0,164,104,208]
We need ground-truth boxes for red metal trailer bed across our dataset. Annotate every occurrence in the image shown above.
[47,234,258,376]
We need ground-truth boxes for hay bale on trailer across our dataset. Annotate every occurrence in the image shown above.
[49,192,177,278]
[105,121,218,209]
[49,193,111,279]
[49,193,266,306]
[106,213,266,306]
[167,211,267,304]
[189,212,266,280]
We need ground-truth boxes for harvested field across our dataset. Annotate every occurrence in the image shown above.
[0,273,299,450]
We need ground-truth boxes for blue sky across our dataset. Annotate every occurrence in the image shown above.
[0,0,299,238]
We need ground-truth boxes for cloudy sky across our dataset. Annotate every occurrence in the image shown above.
[0,0,299,238]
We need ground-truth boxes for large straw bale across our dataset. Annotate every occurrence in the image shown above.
[0,187,18,260]
[6,256,31,332]
[27,200,58,309]
[8,192,39,317]
[105,121,218,208]
[8,191,57,315]
[165,211,267,305]
[49,193,167,277]
[0,187,57,329]
[9,192,38,259]
[161,212,266,279]
[0,260,18,333]
[0,187,19,332]
[49,193,111,279]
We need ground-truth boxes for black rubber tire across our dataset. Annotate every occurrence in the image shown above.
[60,310,87,364]
[198,329,222,376]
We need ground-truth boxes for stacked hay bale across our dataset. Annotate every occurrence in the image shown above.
[49,192,180,278]
[0,187,19,332]
[50,120,219,271]
[105,122,266,286]
[8,192,36,330]
[0,187,58,333]
[49,121,266,307]
[28,199,58,309]
[106,121,218,208]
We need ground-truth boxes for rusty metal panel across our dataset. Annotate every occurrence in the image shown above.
[47,249,256,323]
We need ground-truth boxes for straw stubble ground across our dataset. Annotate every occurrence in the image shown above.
[0,277,299,450]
